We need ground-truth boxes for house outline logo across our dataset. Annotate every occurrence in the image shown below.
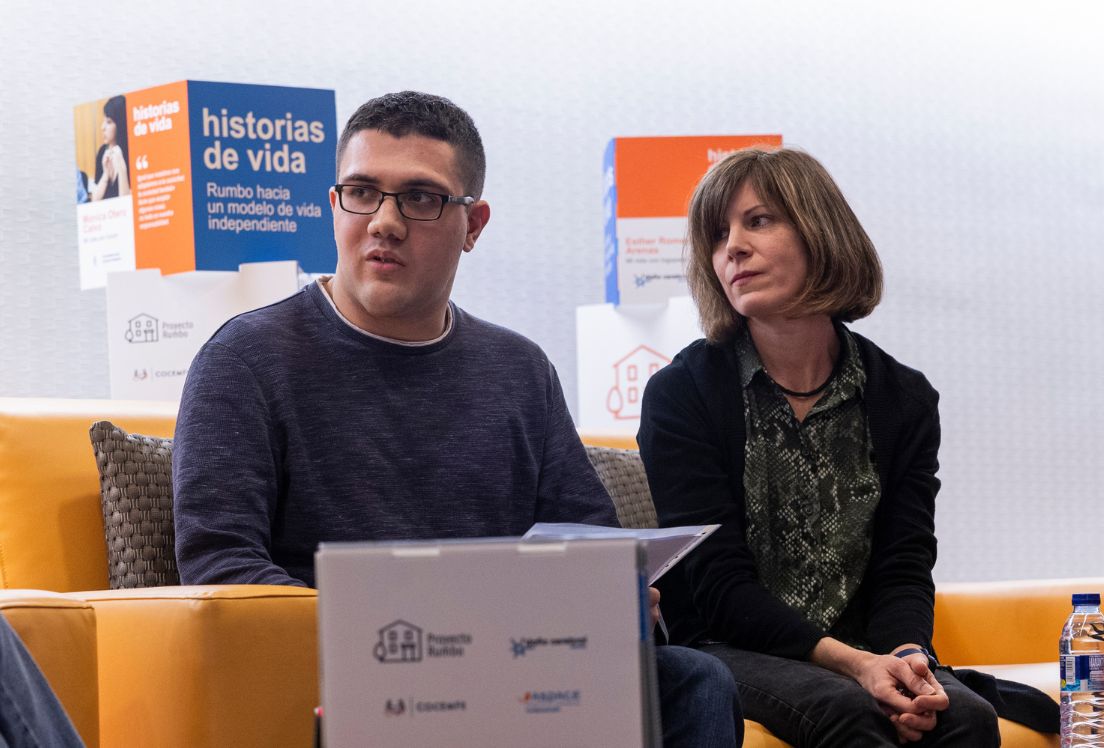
[374,620,423,663]
[606,345,671,420]
[125,313,159,344]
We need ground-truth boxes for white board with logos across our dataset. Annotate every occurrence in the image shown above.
[105,261,302,401]
[575,297,703,438]
[316,538,659,748]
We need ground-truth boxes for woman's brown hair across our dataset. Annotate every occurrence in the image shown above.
[686,147,883,343]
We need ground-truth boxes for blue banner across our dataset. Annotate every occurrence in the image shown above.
[187,80,337,272]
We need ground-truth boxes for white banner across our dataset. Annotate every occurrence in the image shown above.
[612,216,690,305]
[575,297,702,437]
[77,197,136,290]
[106,261,303,400]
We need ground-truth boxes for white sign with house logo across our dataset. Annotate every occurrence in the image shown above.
[575,297,702,437]
[316,538,660,748]
[105,261,303,400]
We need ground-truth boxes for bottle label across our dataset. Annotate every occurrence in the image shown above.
[1061,654,1104,692]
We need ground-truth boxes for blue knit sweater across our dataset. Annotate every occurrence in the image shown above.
[173,282,616,587]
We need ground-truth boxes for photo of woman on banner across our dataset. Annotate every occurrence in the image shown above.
[90,95,129,201]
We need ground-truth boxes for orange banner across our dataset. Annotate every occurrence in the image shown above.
[129,80,195,275]
[613,135,782,218]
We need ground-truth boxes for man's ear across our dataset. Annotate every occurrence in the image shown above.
[328,187,339,213]
[463,200,491,252]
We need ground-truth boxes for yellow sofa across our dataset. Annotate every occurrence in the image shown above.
[0,398,318,748]
[0,398,1085,747]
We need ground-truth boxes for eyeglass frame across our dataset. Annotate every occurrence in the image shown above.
[332,184,475,221]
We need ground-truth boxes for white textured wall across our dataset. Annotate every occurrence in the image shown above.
[1,0,1101,581]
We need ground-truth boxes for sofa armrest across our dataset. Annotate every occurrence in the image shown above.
[0,590,100,748]
[66,584,317,748]
[933,577,1104,666]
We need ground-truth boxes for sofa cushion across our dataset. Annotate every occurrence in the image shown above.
[584,445,658,529]
[89,421,179,589]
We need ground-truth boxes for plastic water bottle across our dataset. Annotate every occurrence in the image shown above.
[1060,592,1104,747]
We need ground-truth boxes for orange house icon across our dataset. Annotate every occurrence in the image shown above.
[606,345,671,420]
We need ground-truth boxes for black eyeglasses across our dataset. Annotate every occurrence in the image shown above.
[332,184,474,221]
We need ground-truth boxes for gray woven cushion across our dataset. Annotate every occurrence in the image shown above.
[585,445,658,529]
[89,421,179,589]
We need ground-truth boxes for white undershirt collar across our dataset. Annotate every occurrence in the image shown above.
[317,277,452,347]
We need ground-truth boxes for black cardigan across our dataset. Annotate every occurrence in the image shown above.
[638,330,941,660]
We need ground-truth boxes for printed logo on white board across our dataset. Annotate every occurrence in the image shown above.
[125,313,160,343]
[606,345,671,420]
[375,620,423,663]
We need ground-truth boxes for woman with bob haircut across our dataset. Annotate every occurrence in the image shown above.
[638,148,999,746]
[91,95,129,201]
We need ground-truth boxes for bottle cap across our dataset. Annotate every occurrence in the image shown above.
[1072,593,1101,606]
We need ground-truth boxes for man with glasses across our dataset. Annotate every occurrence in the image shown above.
[173,91,742,747]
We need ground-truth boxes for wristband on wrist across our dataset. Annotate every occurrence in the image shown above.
[894,646,940,668]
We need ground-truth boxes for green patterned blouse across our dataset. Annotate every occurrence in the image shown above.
[736,324,880,641]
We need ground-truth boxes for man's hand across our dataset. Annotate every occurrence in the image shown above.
[648,586,661,626]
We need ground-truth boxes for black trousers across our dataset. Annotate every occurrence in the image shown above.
[701,644,1001,747]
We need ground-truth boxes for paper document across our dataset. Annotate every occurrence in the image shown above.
[522,523,719,584]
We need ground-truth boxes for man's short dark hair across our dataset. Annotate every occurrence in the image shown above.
[336,91,486,199]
